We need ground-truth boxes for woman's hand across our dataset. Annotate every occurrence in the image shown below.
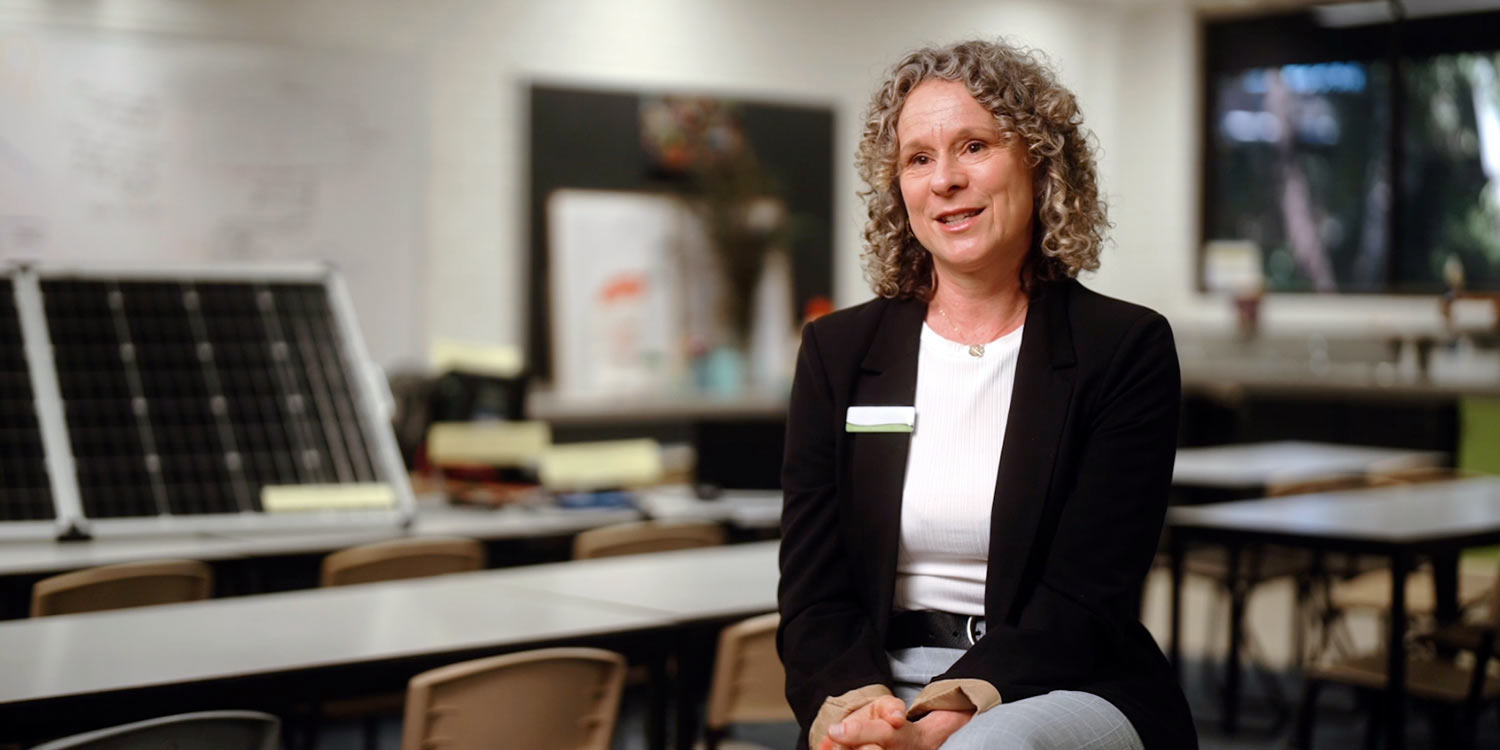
[819,695,906,750]
[820,697,973,750]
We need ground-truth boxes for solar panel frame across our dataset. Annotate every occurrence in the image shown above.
[26,262,414,537]
[1,267,83,539]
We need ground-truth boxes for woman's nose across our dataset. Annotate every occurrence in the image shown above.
[930,156,966,194]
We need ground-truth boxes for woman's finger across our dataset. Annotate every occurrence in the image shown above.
[830,717,897,747]
[876,698,908,728]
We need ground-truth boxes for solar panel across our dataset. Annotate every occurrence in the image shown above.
[28,267,409,533]
[0,276,55,522]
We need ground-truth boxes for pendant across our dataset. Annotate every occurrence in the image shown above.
[968,344,985,358]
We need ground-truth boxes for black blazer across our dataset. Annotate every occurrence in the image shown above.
[777,279,1196,749]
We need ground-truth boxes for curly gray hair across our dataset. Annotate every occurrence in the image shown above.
[856,39,1108,299]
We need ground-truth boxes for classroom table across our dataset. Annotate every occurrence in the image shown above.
[0,504,643,579]
[0,485,784,584]
[632,486,782,531]
[0,502,646,619]
[1166,476,1500,750]
[1172,440,1444,497]
[0,541,782,749]
[209,503,645,558]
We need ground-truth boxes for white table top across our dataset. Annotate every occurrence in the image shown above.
[0,569,667,706]
[496,541,780,621]
[1171,440,1445,489]
[0,504,644,577]
[204,504,644,558]
[0,534,245,578]
[632,486,782,530]
[0,542,782,709]
[1169,476,1500,545]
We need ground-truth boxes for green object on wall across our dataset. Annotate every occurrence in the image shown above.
[1459,397,1500,475]
[1459,397,1500,566]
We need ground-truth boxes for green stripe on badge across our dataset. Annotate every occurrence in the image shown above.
[846,423,913,433]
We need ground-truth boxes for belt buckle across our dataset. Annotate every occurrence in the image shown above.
[965,615,982,646]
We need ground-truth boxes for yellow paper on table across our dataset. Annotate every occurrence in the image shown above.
[427,421,552,467]
[539,439,662,491]
[262,483,397,513]
[429,340,524,378]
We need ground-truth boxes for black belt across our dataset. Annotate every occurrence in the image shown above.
[887,610,987,650]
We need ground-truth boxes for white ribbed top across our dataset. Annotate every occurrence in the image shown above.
[893,321,1023,615]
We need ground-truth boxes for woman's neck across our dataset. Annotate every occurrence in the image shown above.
[927,273,1028,345]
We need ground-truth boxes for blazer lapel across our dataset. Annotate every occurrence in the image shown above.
[846,297,925,622]
[986,282,1077,622]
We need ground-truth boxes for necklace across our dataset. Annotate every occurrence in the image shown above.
[935,305,987,358]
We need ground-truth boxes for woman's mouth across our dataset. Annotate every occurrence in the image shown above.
[938,208,983,226]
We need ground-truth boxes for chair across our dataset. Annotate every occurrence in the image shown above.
[703,613,795,750]
[30,559,213,617]
[320,536,486,587]
[1312,469,1495,661]
[401,647,627,750]
[309,536,486,749]
[572,521,727,695]
[1177,474,1374,730]
[30,710,279,750]
[572,520,726,560]
[1294,556,1500,749]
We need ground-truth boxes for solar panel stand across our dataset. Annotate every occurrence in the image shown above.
[7,268,86,540]
[323,268,415,530]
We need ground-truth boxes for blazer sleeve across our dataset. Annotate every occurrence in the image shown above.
[777,321,893,736]
[936,309,1180,694]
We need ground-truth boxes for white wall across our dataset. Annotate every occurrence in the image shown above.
[15,0,1440,367]
[1,0,1141,365]
[425,0,1136,356]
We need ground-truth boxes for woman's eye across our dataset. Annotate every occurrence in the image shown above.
[965,141,985,154]
[910,154,930,166]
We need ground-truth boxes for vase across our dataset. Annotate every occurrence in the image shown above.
[697,345,746,395]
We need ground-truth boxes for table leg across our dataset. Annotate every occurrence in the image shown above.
[674,624,718,750]
[1386,550,1410,750]
[1223,543,1244,734]
[647,642,668,750]
[1169,533,1185,677]
[1431,550,1460,625]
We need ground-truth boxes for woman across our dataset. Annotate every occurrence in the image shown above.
[777,40,1195,750]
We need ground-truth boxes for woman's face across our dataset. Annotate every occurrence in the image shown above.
[896,78,1034,284]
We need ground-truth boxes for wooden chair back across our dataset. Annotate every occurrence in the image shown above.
[571,521,725,560]
[1264,474,1371,498]
[705,612,793,746]
[320,536,485,587]
[31,559,212,618]
[401,647,626,750]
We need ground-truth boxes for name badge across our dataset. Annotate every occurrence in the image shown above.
[845,406,916,433]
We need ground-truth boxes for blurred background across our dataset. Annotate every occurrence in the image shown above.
[4,1,1500,749]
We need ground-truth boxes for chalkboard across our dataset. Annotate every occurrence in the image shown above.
[0,30,426,366]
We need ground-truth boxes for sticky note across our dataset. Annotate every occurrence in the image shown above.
[262,483,397,513]
[430,340,524,378]
[539,439,662,491]
[427,421,551,467]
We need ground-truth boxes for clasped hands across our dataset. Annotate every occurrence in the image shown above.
[819,695,973,750]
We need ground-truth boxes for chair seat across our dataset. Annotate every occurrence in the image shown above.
[1328,569,1494,615]
[1308,652,1500,702]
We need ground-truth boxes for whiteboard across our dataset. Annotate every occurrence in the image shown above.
[0,30,426,367]
[547,189,727,397]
